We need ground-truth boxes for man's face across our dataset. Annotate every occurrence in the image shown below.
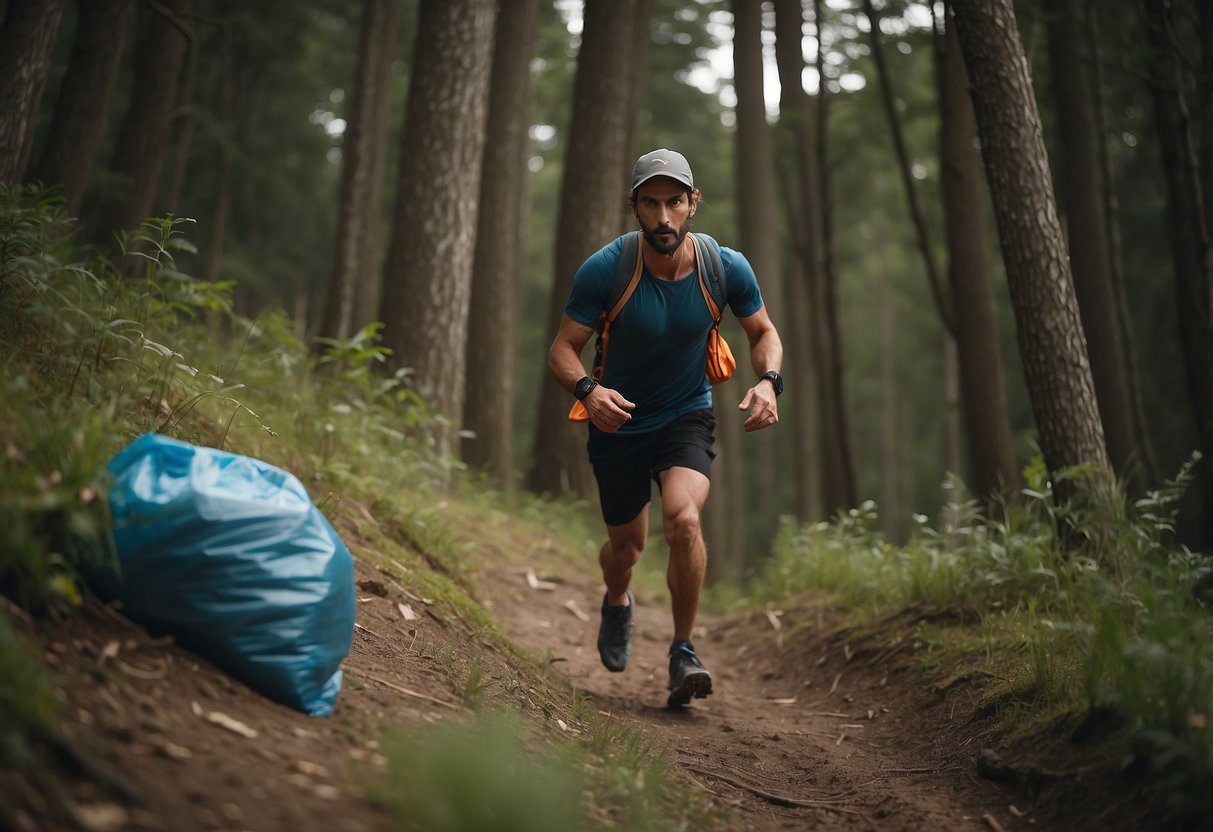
[633,178,698,255]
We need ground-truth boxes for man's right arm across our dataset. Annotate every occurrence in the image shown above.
[548,316,635,432]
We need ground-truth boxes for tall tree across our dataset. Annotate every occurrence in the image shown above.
[31,0,135,216]
[935,7,1019,501]
[951,0,1112,507]
[319,0,402,343]
[773,0,857,515]
[95,0,194,243]
[380,0,497,458]
[863,0,955,334]
[1141,0,1213,542]
[1045,0,1146,490]
[526,0,647,499]
[0,0,66,183]
[462,0,541,488]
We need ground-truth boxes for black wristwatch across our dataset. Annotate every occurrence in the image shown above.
[574,376,598,400]
[760,370,783,397]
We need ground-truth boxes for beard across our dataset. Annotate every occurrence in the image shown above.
[640,215,693,255]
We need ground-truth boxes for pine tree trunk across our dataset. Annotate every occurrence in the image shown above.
[0,0,66,183]
[1045,0,1143,490]
[31,0,135,215]
[936,8,1019,502]
[773,0,857,515]
[320,0,400,343]
[380,0,497,459]
[526,0,646,499]
[462,0,540,488]
[951,0,1111,508]
[97,0,193,242]
[1142,0,1213,543]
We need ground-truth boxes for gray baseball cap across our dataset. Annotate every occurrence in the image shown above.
[631,148,694,193]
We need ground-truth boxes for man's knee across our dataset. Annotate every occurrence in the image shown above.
[663,506,701,549]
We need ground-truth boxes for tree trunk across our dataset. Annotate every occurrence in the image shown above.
[1085,0,1159,488]
[773,0,857,515]
[319,0,401,343]
[352,0,402,331]
[863,0,955,333]
[1045,0,1144,491]
[525,0,646,499]
[936,7,1019,502]
[1142,0,1213,543]
[31,0,135,216]
[96,0,194,242]
[0,0,66,183]
[462,0,540,488]
[202,33,234,286]
[380,0,497,460]
[951,0,1111,508]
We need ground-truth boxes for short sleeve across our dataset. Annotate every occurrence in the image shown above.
[720,248,764,319]
[564,237,625,328]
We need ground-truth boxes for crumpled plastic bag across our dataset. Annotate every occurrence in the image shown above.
[94,433,355,717]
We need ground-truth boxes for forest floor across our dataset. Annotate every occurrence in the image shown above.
[3,502,1125,832]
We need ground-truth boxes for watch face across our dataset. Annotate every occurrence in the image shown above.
[575,377,596,399]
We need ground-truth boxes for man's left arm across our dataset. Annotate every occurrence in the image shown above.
[735,306,783,433]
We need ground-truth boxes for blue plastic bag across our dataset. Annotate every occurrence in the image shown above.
[97,433,355,717]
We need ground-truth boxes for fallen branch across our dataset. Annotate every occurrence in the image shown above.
[686,766,866,815]
[361,672,461,710]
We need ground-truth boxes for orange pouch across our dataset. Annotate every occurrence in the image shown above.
[706,325,736,384]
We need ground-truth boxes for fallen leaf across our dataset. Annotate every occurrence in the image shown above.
[99,641,120,663]
[764,609,783,630]
[190,701,203,717]
[73,803,129,832]
[291,760,329,778]
[525,569,557,591]
[1008,805,1026,818]
[563,599,590,622]
[397,602,419,621]
[556,719,568,731]
[152,739,192,761]
[768,697,797,705]
[204,711,258,739]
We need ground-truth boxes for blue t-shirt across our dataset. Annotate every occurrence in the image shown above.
[564,233,765,434]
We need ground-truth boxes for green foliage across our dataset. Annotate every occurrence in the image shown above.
[372,713,585,832]
[0,612,58,759]
[754,456,1213,819]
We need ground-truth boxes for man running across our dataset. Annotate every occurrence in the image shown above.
[547,148,784,707]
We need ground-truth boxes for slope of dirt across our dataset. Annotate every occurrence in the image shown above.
[4,507,1103,831]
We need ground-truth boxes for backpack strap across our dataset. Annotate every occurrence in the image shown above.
[588,232,644,381]
[690,232,727,321]
[605,232,642,324]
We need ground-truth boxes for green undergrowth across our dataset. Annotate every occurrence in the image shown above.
[750,461,1213,826]
[0,185,724,830]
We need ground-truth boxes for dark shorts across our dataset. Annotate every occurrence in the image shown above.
[587,408,716,527]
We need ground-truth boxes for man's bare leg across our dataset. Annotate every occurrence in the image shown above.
[601,510,647,606]
[658,466,710,641]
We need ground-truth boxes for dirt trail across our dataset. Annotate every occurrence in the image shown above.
[478,545,1052,832]
[7,515,1072,832]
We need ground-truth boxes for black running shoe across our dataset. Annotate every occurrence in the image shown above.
[667,640,713,708]
[597,590,633,672]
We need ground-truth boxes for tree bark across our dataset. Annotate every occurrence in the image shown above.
[0,0,67,183]
[31,0,135,215]
[1142,0,1213,543]
[462,0,541,488]
[863,0,955,334]
[951,0,1111,507]
[773,0,857,515]
[380,0,497,459]
[320,0,401,343]
[96,0,194,243]
[1045,0,1144,491]
[936,7,1019,502]
[525,0,646,499]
